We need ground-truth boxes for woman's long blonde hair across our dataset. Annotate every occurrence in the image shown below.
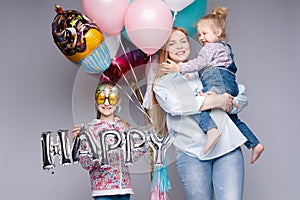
[151,27,189,136]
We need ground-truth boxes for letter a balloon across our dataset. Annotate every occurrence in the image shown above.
[51,5,110,74]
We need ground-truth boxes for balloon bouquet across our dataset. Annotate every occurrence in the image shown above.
[49,0,207,199]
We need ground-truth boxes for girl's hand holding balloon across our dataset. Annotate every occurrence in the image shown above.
[72,125,81,140]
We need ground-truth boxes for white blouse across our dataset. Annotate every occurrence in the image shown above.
[153,72,247,160]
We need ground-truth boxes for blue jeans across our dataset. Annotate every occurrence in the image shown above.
[201,66,238,96]
[176,148,244,200]
[94,194,130,200]
[193,111,217,133]
[193,112,260,149]
[197,65,239,133]
[229,114,260,149]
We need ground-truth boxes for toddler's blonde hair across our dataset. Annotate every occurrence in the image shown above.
[197,6,228,41]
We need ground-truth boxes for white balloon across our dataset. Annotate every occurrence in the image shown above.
[103,33,121,58]
[164,0,195,12]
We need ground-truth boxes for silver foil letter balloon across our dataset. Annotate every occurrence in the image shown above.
[124,128,146,165]
[41,129,72,171]
[99,129,122,166]
[147,129,174,166]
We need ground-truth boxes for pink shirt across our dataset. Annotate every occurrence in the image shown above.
[78,117,146,197]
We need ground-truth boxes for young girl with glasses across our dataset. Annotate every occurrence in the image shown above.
[72,81,146,200]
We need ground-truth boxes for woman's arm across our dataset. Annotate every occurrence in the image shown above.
[153,74,233,116]
[200,93,234,112]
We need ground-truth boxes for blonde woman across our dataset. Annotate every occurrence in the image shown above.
[162,7,264,163]
[151,27,247,200]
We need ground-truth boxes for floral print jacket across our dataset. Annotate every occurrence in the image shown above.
[78,117,146,197]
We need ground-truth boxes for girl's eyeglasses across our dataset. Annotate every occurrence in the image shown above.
[96,91,118,105]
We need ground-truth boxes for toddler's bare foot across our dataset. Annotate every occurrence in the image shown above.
[250,143,264,164]
[204,128,221,154]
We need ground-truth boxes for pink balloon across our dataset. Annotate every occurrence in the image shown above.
[124,0,173,55]
[82,0,130,35]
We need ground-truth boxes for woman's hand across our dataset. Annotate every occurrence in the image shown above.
[232,100,240,112]
[199,91,216,96]
[72,125,81,140]
[161,59,181,73]
[215,93,240,112]
[201,93,239,112]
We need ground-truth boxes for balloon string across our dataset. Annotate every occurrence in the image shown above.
[111,59,140,106]
[116,82,153,124]
[117,35,145,104]
[112,60,152,123]
[145,55,152,123]
[132,82,152,123]
[117,34,141,88]
[112,59,141,109]
[173,11,177,22]
[110,55,141,110]
[116,35,152,124]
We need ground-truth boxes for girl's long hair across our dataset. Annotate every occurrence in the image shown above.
[151,27,189,136]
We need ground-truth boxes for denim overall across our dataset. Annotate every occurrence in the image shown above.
[194,43,259,149]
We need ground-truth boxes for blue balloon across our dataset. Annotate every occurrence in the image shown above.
[121,26,130,42]
[173,0,207,37]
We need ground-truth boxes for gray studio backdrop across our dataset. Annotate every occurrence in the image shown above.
[0,0,299,199]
